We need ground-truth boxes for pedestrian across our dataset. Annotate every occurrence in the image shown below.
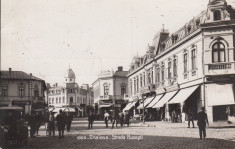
[197,107,209,140]
[88,110,95,129]
[112,109,119,129]
[124,111,130,127]
[119,112,124,127]
[171,110,176,123]
[35,112,42,135]
[28,111,37,138]
[104,110,109,128]
[56,110,66,139]
[48,111,55,136]
[187,110,195,128]
[66,113,73,132]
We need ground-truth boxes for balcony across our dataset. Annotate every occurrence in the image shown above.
[208,63,231,70]
[205,62,235,76]
[100,95,112,100]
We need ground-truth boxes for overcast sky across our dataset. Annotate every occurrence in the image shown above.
[2,0,235,86]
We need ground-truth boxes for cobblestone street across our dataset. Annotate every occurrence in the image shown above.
[21,118,235,149]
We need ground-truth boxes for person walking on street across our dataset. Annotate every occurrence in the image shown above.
[28,112,37,138]
[197,107,209,140]
[112,109,119,129]
[88,110,95,129]
[124,111,130,127]
[119,112,124,127]
[56,110,66,139]
[66,113,73,132]
[48,112,55,136]
[104,110,109,128]
[188,110,195,128]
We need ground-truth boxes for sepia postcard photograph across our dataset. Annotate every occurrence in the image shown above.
[1,0,235,148]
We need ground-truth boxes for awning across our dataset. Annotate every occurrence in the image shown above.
[123,102,132,111]
[99,104,112,108]
[137,96,155,109]
[168,85,199,104]
[207,84,235,106]
[146,94,164,108]
[123,101,137,111]
[64,107,76,112]
[153,91,178,108]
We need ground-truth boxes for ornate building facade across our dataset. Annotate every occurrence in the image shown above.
[92,66,128,119]
[47,68,94,117]
[127,0,235,123]
[0,68,47,115]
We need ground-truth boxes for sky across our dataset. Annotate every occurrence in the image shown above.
[2,0,235,86]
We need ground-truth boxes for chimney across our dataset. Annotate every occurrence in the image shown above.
[29,73,32,76]
[118,66,123,71]
[56,83,58,87]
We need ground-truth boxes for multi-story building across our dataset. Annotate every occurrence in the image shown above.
[0,68,47,115]
[47,68,93,117]
[92,66,128,119]
[127,0,235,123]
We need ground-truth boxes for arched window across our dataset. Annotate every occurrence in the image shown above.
[212,42,225,62]
[214,10,221,21]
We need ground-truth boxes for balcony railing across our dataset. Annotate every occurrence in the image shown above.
[208,63,231,70]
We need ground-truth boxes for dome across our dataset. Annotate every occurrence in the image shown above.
[208,0,226,5]
[64,68,76,79]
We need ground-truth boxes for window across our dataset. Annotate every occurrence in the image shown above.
[191,49,196,70]
[156,67,160,84]
[140,74,143,87]
[63,97,65,103]
[173,59,177,77]
[121,86,126,96]
[70,97,73,103]
[151,69,154,84]
[212,42,225,63]
[34,85,39,97]
[168,61,172,78]
[59,97,61,103]
[183,53,188,73]
[143,72,146,86]
[148,71,151,84]
[49,98,51,104]
[134,78,136,93]
[136,76,139,92]
[52,98,54,104]
[130,80,133,95]
[104,84,109,96]
[56,98,58,104]
[161,64,165,82]
[2,87,7,96]
[19,83,25,97]
[214,10,221,21]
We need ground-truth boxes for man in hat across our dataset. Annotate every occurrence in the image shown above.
[197,107,209,139]
[56,109,66,139]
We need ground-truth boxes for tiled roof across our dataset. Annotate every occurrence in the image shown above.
[114,71,128,77]
[0,71,44,81]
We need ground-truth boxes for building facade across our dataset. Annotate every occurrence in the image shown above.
[127,0,235,123]
[92,66,128,119]
[47,68,94,117]
[0,68,47,115]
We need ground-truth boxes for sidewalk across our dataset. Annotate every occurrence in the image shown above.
[131,120,235,129]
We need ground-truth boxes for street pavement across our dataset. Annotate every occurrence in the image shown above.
[21,118,235,149]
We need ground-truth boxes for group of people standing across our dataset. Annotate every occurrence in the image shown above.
[87,110,131,129]
[27,109,73,139]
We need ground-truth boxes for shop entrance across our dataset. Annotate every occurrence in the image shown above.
[213,105,227,121]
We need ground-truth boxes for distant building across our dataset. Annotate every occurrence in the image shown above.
[92,66,128,119]
[47,67,93,117]
[126,0,235,123]
[0,68,47,115]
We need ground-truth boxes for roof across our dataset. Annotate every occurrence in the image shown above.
[114,71,128,77]
[0,71,44,81]
[64,68,76,79]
